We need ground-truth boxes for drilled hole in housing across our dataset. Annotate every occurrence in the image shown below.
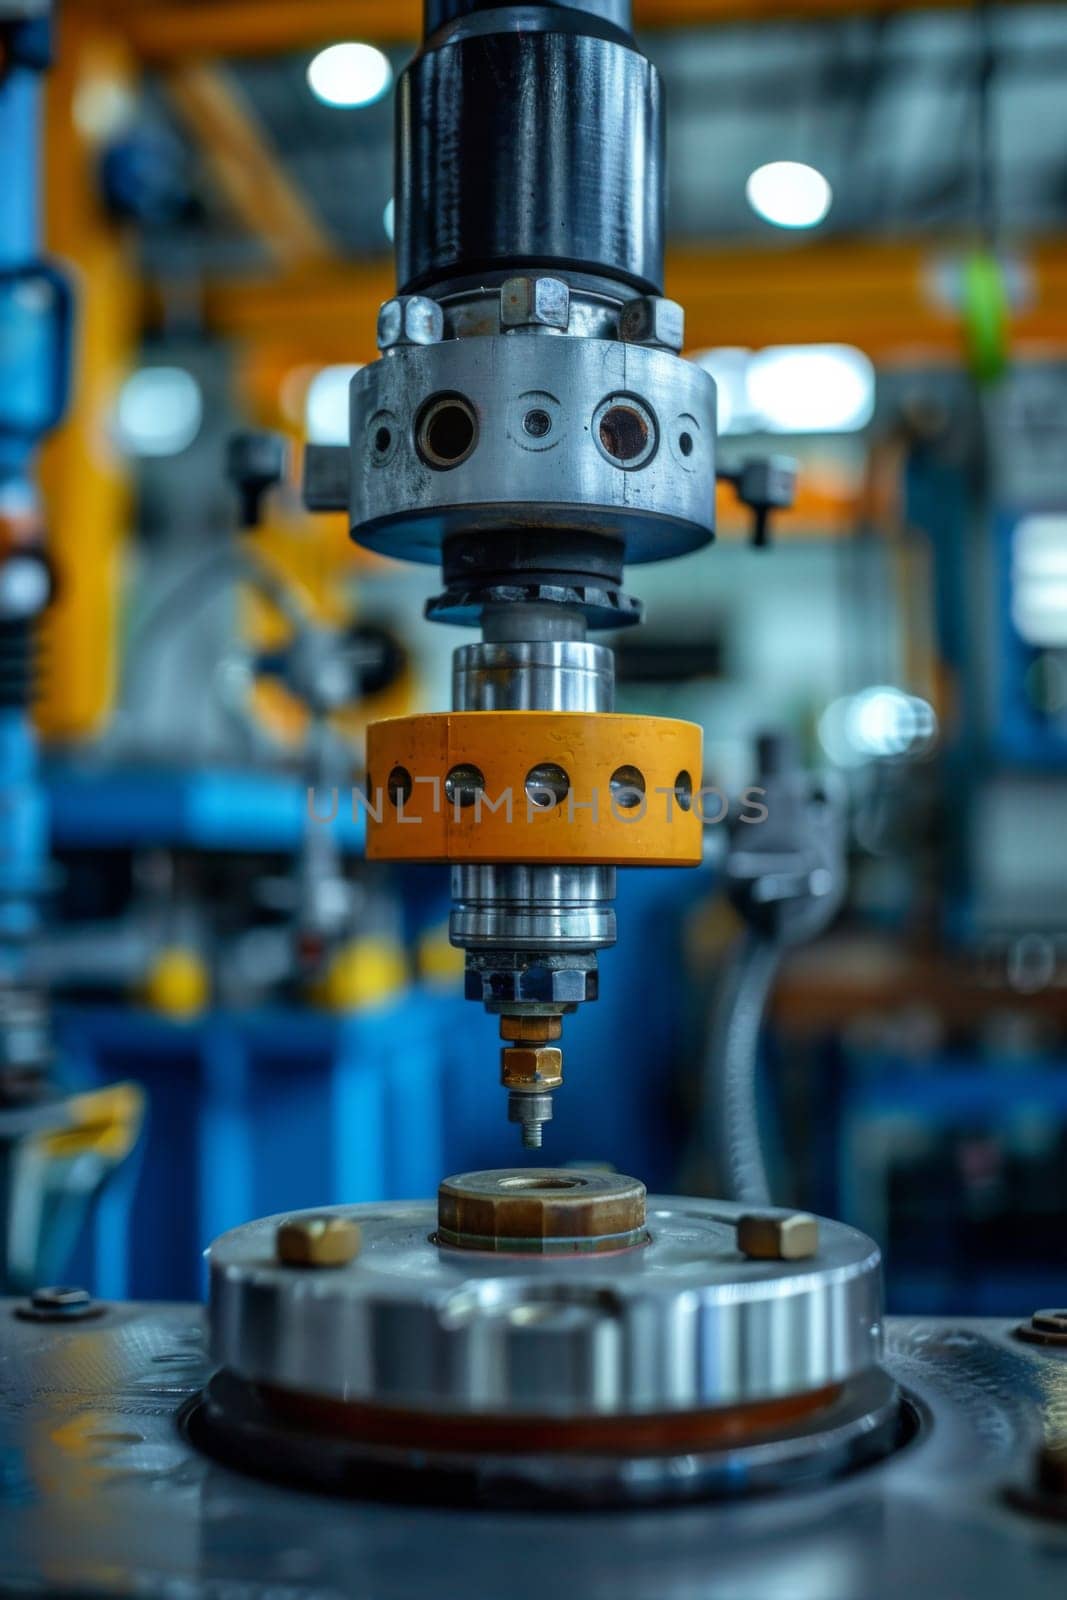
[525,763,570,809]
[416,395,478,469]
[387,765,413,807]
[523,408,552,438]
[674,770,693,812]
[444,764,485,809]
[497,1176,585,1191]
[610,765,646,809]
[679,431,694,457]
[374,426,392,454]
[599,406,647,461]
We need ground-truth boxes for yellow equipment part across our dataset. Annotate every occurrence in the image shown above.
[37,1081,144,1164]
[140,947,210,1020]
[306,936,407,1012]
[366,712,703,866]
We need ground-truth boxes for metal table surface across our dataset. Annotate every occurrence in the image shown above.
[1,1300,1066,1599]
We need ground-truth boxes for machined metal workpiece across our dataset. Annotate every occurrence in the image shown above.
[208,1197,884,1415]
[13,1303,1067,1565]
[437,1167,644,1253]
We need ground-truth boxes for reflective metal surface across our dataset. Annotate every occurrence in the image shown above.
[349,335,717,564]
[208,1199,883,1414]
[453,640,615,713]
[450,863,617,949]
[2,1304,1066,1598]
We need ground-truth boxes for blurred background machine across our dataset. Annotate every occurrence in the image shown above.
[0,0,1064,1311]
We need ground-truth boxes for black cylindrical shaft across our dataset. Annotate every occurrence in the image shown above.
[397,7,664,294]
[423,0,633,34]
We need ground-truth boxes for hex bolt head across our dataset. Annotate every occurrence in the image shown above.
[737,1211,820,1261]
[737,456,798,512]
[276,1214,361,1268]
[500,1045,564,1090]
[377,296,444,351]
[500,275,570,331]
[619,295,685,352]
[1017,1307,1067,1347]
[16,1284,102,1322]
[499,1014,564,1043]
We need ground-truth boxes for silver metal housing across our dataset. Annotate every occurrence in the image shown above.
[451,863,617,949]
[209,1199,883,1416]
[349,334,717,564]
[453,639,614,713]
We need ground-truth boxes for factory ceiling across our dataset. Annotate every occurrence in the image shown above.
[130,3,1067,279]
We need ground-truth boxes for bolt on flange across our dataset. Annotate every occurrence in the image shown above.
[276,1214,362,1268]
[377,295,444,351]
[500,275,570,332]
[16,1285,103,1323]
[737,1212,820,1261]
[1016,1308,1067,1348]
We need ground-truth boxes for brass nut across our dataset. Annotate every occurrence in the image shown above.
[438,1168,646,1254]
[500,1045,563,1090]
[737,1211,819,1262]
[499,1014,563,1043]
[277,1214,361,1268]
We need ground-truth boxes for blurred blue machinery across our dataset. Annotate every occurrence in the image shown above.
[48,761,709,1299]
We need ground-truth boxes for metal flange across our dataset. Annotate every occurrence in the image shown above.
[348,335,716,565]
[208,1198,884,1417]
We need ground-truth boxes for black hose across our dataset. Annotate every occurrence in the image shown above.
[702,929,782,1208]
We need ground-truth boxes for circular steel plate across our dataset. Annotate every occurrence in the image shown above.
[209,1197,883,1417]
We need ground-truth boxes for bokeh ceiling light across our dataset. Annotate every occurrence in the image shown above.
[383,196,395,243]
[688,347,752,435]
[307,42,392,108]
[746,161,832,229]
[747,345,875,434]
[306,364,364,444]
[113,366,203,457]
[819,686,938,767]
[1012,517,1067,646]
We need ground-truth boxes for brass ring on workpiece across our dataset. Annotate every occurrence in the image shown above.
[364,711,703,866]
[436,1168,647,1255]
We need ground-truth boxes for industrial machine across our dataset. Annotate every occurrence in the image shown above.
[0,0,144,1294]
[2,3,1066,1595]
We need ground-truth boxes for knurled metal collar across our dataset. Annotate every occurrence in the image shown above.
[437,1168,646,1254]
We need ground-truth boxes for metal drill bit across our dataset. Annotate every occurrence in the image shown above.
[507,1090,554,1149]
[500,1039,563,1149]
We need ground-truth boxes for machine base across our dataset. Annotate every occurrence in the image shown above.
[1,1301,1066,1597]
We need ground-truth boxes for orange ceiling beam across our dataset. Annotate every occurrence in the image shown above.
[179,238,1067,366]
[105,0,1032,61]
[165,62,334,266]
